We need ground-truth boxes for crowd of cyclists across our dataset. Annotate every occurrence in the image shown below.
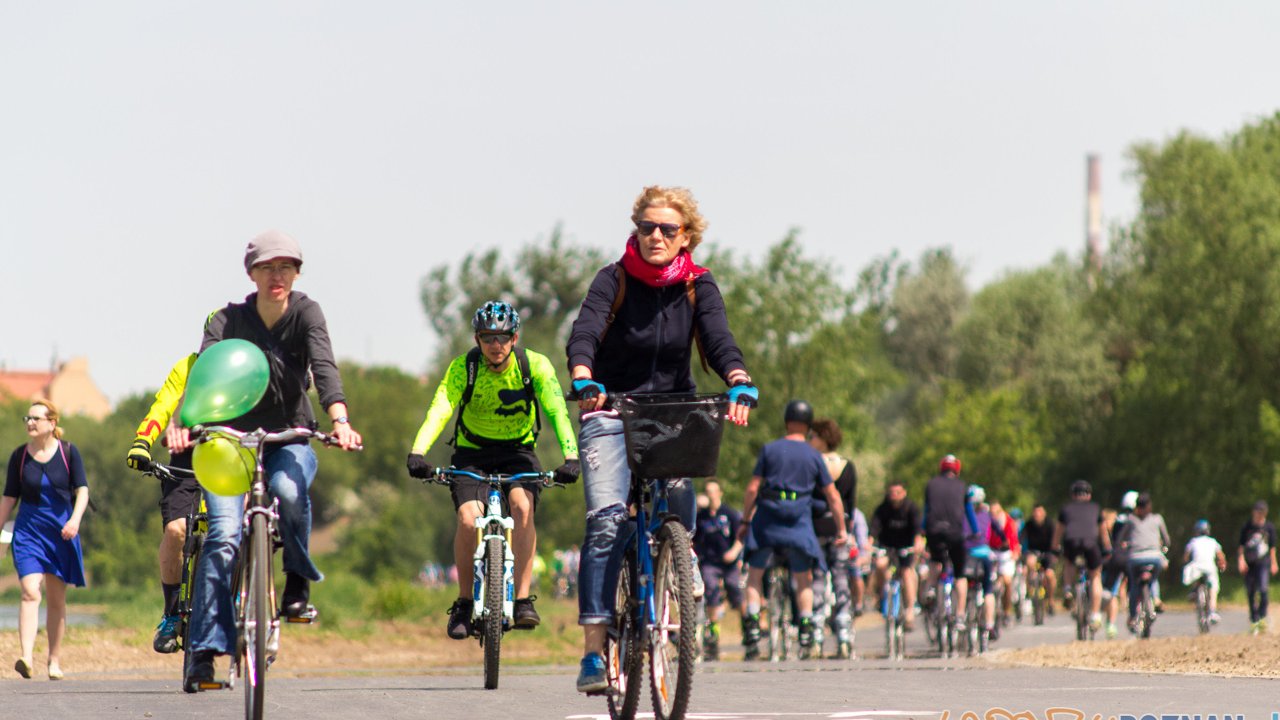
[6,185,1276,702]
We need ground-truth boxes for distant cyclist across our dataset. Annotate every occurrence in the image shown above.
[869,481,922,630]
[1051,480,1108,632]
[987,501,1020,629]
[1238,500,1278,634]
[1182,519,1226,625]
[962,485,996,637]
[739,400,849,655]
[124,353,199,654]
[1019,504,1057,615]
[1100,491,1137,638]
[923,454,978,628]
[1115,492,1169,633]
[406,300,580,637]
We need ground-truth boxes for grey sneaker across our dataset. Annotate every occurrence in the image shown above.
[691,553,705,599]
[576,652,608,693]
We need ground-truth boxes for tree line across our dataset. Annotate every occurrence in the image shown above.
[5,112,1279,591]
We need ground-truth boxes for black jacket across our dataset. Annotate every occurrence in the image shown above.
[566,264,746,394]
[201,291,346,432]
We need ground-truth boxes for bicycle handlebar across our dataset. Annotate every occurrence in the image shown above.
[429,467,559,488]
[192,425,363,452]
[145,461,197,484]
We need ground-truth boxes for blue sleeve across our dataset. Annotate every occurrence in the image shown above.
[68,444,88,489]
[965,501,979,534]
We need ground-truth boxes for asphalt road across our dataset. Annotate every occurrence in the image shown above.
[1,608,1274,720]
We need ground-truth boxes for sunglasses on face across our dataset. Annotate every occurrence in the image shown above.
[636,221,684,240]
[478,333,514,345]
[22,415,48,423]
[253,262,298,275]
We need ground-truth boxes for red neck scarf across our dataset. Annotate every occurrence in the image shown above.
[619,235,708,287]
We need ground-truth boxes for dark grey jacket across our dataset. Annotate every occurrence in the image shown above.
[201,291,346,433]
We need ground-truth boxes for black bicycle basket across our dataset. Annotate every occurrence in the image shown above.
[614,393,729,479]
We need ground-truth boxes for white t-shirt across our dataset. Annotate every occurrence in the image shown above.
[1185,535,1222,570]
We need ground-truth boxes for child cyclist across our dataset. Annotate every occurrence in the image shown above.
[1182,519,1227,625]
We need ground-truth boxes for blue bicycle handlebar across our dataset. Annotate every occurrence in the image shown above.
[432,467,558,486]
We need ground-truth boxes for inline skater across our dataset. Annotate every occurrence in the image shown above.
[808,418,857,657]
[693,478,746,660]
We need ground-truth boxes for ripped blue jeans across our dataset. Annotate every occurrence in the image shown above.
[577,412,695,624]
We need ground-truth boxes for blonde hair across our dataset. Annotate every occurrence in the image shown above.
[31,399,63,440]
[630,186,708,252]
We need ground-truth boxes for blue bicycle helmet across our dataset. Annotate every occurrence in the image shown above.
[472,300,521,333]
[967,484,986,505]
[1194,519,1210,536]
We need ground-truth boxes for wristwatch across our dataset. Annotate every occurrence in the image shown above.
[333,416,349,425]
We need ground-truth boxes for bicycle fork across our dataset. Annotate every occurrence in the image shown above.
[472,492,516,631]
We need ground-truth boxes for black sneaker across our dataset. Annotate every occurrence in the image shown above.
[742,614,761,660]
[798,618,815,649]
[183,650,216,694]
[281,573,313,619]
[514,596,541,629]
[447,598,474,640]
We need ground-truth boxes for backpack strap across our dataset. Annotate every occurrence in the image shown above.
[687,275,711,374]
[599,263,627,341]
[514,347,541,441]
[449,348,484,448]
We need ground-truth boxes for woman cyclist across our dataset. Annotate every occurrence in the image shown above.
[565,185,758,692]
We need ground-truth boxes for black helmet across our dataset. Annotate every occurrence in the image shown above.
[1070,479,1092,497]
[784,399,814,427]
[472,300,521,334]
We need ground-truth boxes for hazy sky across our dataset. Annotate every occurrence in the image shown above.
[3,2,1278,404]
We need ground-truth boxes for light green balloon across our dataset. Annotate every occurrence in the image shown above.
[179,339,270,427]
[193,436,255,496]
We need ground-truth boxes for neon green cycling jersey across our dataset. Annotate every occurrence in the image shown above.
[133,354,197,445]
[411,347,578,458]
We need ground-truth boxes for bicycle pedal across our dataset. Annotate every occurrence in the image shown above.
[196,680,229,691]
[285,607,318,623]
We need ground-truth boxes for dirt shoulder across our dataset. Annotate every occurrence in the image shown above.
[999,632,1280,678]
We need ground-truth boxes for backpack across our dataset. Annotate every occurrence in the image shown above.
[600,263,710,373]
[450,346,540,448]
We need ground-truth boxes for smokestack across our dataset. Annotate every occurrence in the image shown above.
[1086,154,1102,287]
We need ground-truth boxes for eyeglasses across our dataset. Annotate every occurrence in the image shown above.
[22,415,48,423]
[636,221,684,240]
[252,262,298,275]
[477,333,514,345]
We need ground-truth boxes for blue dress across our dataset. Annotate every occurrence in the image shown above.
[6,445,86,587]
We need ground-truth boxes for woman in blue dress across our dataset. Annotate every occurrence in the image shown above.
[0,399,89,680]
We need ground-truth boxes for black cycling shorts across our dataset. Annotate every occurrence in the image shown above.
[1062,539,1102,571]
[448,446,542,511]
[926,533,966,574]
[159,451,201,526]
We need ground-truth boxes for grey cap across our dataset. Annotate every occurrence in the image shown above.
[244,229,303,272]
[1254,500,1269,513]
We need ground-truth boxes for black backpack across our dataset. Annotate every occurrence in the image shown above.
[450,346,540,448]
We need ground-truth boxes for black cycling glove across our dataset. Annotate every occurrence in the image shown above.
[554,459,581,485]
[406,453,434,480]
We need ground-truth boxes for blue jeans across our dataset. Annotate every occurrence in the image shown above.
[190,443,319,655]
[576,413,694,624]
[1127,556,1166,620]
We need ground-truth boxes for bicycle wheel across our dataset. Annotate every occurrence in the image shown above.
[650,520,696,720]
[243,513,271,720]
[1139,584,1154,639]
[1031,573,1045,626]
[606,556,642,720]
[965,589,981,656]
[482,536,504,690]
[178,530,205,675]
[1074,581,1088,641]
[882,585,898,660]
[766,565,792,662]
[1196,582,1211,634]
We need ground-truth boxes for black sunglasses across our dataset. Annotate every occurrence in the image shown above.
[478,333,514,345]
[636,221,684,240]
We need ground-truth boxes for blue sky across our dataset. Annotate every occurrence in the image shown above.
[3,2,1278,402]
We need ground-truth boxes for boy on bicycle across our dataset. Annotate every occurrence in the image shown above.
[406,301,579,637]
[125,353,199,654]
[1182,519,1226,624]
[738,400,849,656]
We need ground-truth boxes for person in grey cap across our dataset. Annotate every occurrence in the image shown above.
[184,229,363,692]
[1238,500,1278,634]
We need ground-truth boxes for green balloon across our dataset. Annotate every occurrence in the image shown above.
[179,339,270,426]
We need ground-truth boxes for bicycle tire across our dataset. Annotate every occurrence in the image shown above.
[766,565,792,662]
[1196,582,1211,634]
[1074,579,1088,641]
[1031,572,1045,626]
[650,521,696,720]
[965,587,981,656]
[244,513,270,720]
[1139,584,1154,639]
[178,531,205,675]
[483,536,504,690]
[606,557,642,720]
[883,584,898,659]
